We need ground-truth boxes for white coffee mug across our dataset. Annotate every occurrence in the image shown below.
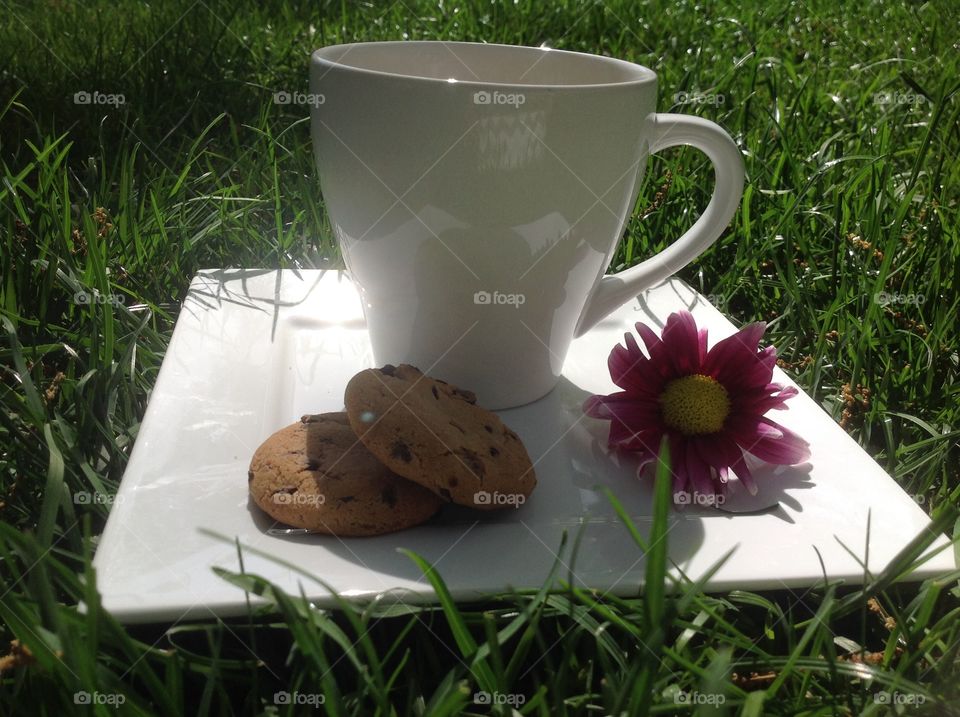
[311,41,743,409]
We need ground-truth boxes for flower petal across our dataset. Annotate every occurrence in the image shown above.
[585,393,660,424]
[621,427,664,455]
[635,320,663,356]
[728,414,811,465]
[731,451,758,495]
[685,443,716,497]
[581,310,808,512]
[635,450,659,477]
[608,332,644,390]
[611,421,661,449]
[667,433,688,494]
[703,321,771,391]
[582,393,613,417]
[706,321,766,364]
[694,432,744,476]
[734,384,799,415]
[697,327,709,368]
[635,321,675,380]
[662,310,703,376]
[771,385,799,404]
[717,464,730,484]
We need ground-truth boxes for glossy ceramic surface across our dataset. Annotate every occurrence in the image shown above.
[310,42,744,407]
[91,270,955,623]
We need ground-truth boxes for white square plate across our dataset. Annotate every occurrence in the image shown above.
[93,269,955,623]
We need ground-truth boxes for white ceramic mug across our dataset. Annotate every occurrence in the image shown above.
[311,41,743,409]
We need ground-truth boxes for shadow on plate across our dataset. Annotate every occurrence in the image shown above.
[246,377,710,590]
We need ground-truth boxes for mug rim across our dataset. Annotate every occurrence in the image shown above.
[311,40,657,90]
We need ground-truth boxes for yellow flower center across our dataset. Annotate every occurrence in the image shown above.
[660,374,730,435]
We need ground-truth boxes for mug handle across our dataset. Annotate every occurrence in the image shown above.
[574,113,744,337]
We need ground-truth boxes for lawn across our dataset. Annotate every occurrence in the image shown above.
[1,0,959,714]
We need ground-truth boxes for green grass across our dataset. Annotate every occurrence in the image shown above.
[2,0,959,714]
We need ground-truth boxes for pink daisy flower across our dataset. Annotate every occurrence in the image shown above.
[583,310,810,500]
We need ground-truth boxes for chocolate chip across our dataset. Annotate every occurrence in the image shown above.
[380,364,397,376]
[431,385,440,400]
[391,440,413,463]
[449,420,467,435]
[489,446,500,457]
[449,476,459,487]
[484,424,494,433]
[381,486,397,507]
[340,495,356,503]
[452,388,477,404]
[455,447,485,478]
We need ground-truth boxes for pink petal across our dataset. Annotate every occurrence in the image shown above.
[610,420,661,448]
[607,330,673,394]
[716,357,774,395]
[668,433,688,494]
[585,393,660,423]
[728,415,811,465]
[609,402,662,427]
[706,321,766,364]
[608,332,644,390]
[685,444,716,497]
[694,432,744,475]
[584,393,666,453]
[738,320,768,349]
[717,465,730,483]
[621,427,663,454]
[759,345,778,366]
[703,321,770,391]
[697,328,709,368]
[734,384,799,414]
[635,320,663,356]
[773,385,799,402]
[635,453,659,481]
[635,322,674,380]
[731,451,758,495]
[582,394,610,417]
[662,311,703,376]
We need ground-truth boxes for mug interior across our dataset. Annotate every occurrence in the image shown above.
[312,41,655,87]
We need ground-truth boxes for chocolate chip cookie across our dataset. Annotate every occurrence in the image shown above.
[344,364,536,510]
[249,412,442,536]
